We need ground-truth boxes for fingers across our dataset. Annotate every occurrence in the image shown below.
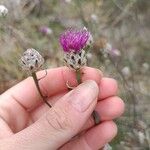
[96,96,124,120]
[31,96,124,138]
[32,95,124,128]
[3,66,102,110]
[81,67,103,84]
[31,77,119,121]
[99,78,118,100]
[2,81,99,150]
[83,121,117,150]
[60,121,117,150]
[82,96,124,131]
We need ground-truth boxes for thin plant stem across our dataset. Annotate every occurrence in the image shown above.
[76,69,82,84]
[32,72,52,108]
[76,69,100,125]
[92,109,101,125]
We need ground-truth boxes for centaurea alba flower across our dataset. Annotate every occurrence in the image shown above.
[60,27,100,125]
[19,48,51,108]
[60,27,92,70]
[19,48,44,73]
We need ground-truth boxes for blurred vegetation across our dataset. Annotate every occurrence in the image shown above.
[0,0,150,149]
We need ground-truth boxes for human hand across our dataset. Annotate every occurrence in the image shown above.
[0,67,124,150]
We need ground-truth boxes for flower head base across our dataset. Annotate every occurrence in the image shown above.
[64,50,87,70]
[60,28,92,53]
[0,5,8,17]
[19,48,44,73]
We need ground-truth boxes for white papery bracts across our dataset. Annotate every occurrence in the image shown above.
[19,48,44,73]
[63,50,87,70]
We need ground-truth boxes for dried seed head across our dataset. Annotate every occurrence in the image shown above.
[19,48,44,73]
[64,50,87,70]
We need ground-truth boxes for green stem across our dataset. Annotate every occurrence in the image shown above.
[32,72,52,108]
[76,69,82,84]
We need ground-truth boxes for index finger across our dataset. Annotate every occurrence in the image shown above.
[2,66,102,110]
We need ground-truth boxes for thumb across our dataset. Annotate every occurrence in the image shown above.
[3,80,99,150]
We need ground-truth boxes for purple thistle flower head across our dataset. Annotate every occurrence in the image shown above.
[59,28,91,53]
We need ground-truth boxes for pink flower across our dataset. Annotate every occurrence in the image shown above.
[59,28,90,52]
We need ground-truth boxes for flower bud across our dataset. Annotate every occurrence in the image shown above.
[19,48,44,73]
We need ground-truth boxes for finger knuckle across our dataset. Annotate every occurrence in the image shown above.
[45,107,73,132]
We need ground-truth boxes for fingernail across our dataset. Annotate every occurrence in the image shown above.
[69,80,99,112]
